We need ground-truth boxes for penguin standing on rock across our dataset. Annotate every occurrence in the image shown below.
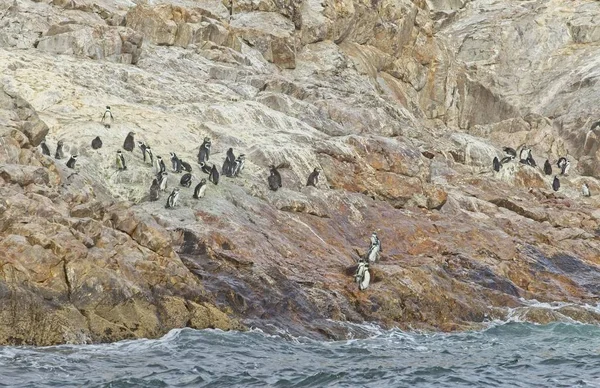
[40,141,51,156]
[355,259,370,291]
[582,182,591,197]
[552,176,560,192]
[198,137,211,163]
[116,150,127,170]
[232,154,245,177]
[268,165,282,191]
[170,152,183,173]
[145,146,154,165]
[123,132,135,152]
[155,156,166,174]
[525,150,537,167]
[193,178,208,199]
[66,155,77,169]
[222,148,236,177]
[557,157,570,175]
[519,146,530,163]
[306,167,321,187]
[500,147,516,165]
[180,173,193,188]
[138,141,147,159]
[366,232,382,263]
[209,164,220,185]
[55,140,65,159]
[101,106,113,128]
[91,136,102,150]
[158,171,169,191]
[149,179,160,201]
[165,188,180,209]
[544,159,552,175]
[492,157,500,172]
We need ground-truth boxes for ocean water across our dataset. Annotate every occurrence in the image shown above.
[2,319,600,387]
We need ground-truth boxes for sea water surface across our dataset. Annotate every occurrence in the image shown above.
[1,320,600,387]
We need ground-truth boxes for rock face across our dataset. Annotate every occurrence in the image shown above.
[1,0,600,344]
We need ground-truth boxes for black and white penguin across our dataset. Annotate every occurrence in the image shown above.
[180,173,193,188]
[200,161,212,175]
[268,165,282,191]
[366,232,382,263]
[149,178,160,201]
[145,146,153,165]
[492,157,501,172]
[582,182,591,197]
[193,178,208,199]
[306,167,321,186]
[232,154,245,177]
[55,140,65,159]
[101,106,113,128]
[155,155,166,174]
[557,157,570,175]
[525,150,536,167]
[552,176,560,192]
[180,160,192,173]
[519,146,530,163]
[138,141,147,160]
[66,155,77,169]
[158,171,169,191]
[354,259,370,291]
[544,159,552,175]
[91,136,102,150]
[116,150,127,170]
[503,147,517,158]
[198,137,211,163]
[40,141,51,156]
[209,164,220,185]
[165,188,180,209]
[123,132,135,152]
[170,152,183,173]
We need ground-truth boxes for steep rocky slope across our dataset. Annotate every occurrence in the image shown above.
[1,0,600,344]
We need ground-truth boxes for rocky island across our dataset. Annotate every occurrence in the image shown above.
[1,0,600,345]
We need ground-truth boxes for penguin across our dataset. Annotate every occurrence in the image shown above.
[40,141,51,156]
[180,173,193,188]
[552,176,560,192]
[145,146,154,165]
[155,155,166,174]
[91,136,102,150]
[232,154,245,177]
[209,164,220,185]
[222,148,236,177]
[116,150,127,170]
[591,121,600,131]
[158,171,169,191]
[557,157,570,175]
[149,178,160,201]
[180,160,192,173]
[101,106,113,128]
[525,150,536,167]
[198,137,211,163]
[165,188,180,209]
[366,232,382,263]
[544,159,552,175]
[200,161,212,175]
[170,152,183,173]
[55,140,65,159]
[354,260,370,291]
[492,157,500,172]
[66,155,77,169]
[519,146,530,163]
[582,182,591,197]
[500,156,513,165]
[503,147,517,158]
[123,132,135,152]
[268,165,282,191]
[306,167,321,186]
[193,178,208,199]
[138,141,147,160]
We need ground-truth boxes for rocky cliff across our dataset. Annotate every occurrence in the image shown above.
[1,0,600,345]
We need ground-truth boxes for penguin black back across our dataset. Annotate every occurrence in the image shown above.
[40,141,51,156]
[306,167,320,186]
[198,137,211,163]
[209,164,220,185]
[123,132,135,152]
[55,140,64,159]
[149,179,160,201]
[91,136,102,150]
[492,157,500,172]
[268,165,282,191]
[544,159,552,175]
[552,176,560,192]
[66,155,77,169]
[180,173,193,188]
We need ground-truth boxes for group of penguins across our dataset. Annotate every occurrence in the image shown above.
[354,232,382,291]
[39,106,327,210]
[492,146,591,197]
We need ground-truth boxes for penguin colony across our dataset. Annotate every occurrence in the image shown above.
[37,107,596,294]
[492,145,590,196]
